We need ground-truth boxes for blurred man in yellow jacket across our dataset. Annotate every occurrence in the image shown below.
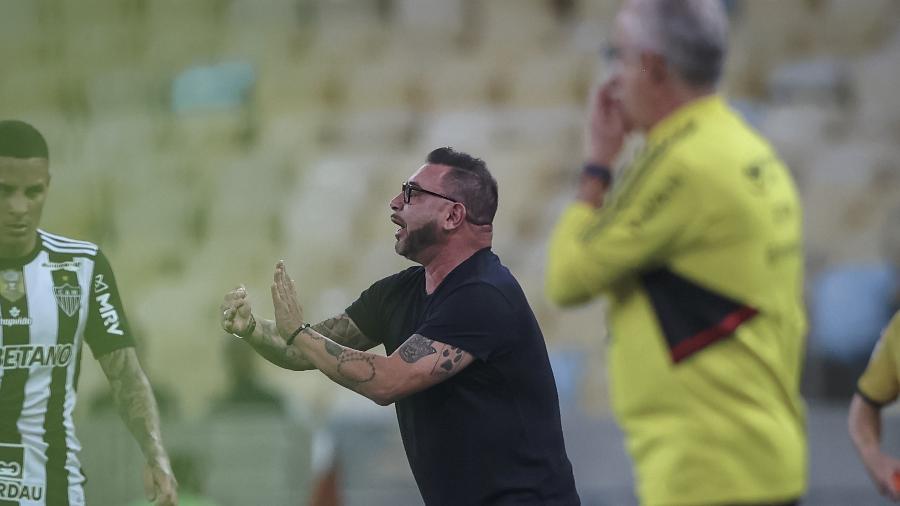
[545,1,807,504]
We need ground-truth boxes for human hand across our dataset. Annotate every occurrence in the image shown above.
[271,260,305,340]
[585,79,631,166]
[143,460,178,506]
[862,450,900,501]
[221,285,254,337]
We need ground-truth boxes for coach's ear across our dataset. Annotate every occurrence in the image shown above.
[443,202,467,230]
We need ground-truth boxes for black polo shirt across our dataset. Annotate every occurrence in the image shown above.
[346,248,580,505]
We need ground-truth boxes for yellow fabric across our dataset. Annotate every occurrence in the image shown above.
[858,311,900,405]
[547,95,808,505]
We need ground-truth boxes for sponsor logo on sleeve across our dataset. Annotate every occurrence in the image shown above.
[93,274,109,294]
[95,293,124,336]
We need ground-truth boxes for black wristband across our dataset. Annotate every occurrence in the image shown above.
[232,313,257,339]
[582,163,613,185]
[286,322,311,346]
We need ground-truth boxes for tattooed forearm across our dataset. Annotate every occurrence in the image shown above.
[312,314,379,351]
[325,340,343,358]
[334,349,377,384]
[246,318,315,371]
[398,335,437,363]
[98,348,169,464]
[245,314,378,372]
[319,338,377,384]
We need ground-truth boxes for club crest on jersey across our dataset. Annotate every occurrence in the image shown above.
[0,270,24,302]
[53,283,82,317]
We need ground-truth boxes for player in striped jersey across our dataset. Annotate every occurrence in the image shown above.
[0,120,177,505]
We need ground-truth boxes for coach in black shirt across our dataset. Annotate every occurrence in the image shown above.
[221,147,580,505]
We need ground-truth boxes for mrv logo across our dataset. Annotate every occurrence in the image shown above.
[95,292,123,336]
[0,344,73,370]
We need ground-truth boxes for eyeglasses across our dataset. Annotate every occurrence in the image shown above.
[401,181,459,205]
[399,181,491,226]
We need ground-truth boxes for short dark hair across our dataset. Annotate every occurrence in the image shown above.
[427,147,498,226]
[0,120,49,160]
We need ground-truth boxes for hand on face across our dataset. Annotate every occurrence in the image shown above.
[271,260,305,340]
[585,79,632,166]
[221,285,253,336]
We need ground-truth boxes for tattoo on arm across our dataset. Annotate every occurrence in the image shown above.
[397,335,437,363]
[322,341,377,385]
[313,313,379,351]
[98,348,167,464]
[325,340,343,358]
[431,345,466,376]
[247,313,376,372]
[308,314,381,385]
[247,318,313,371]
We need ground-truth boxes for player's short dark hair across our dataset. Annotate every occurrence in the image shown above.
[0,120,49,160]
[427,147,498,226]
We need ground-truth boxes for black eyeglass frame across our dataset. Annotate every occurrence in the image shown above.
[399,181,492,226]
[401,181,459,205]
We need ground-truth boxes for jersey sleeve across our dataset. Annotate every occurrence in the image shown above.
[545,160,694,305]
[84,249,135,357]
[416,283,513,361]
[857,312,900,407]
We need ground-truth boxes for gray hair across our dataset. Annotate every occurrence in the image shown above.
[627,0,729,88]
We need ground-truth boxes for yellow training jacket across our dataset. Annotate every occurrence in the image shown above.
[546,95,808,505]
[858,310,900,407]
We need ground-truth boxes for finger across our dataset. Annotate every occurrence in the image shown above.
[143,466,156,500]
[235,299,252,317]
[275,264,290,302]
[271,282,281,307]
[273,262,283,291]
[283,264,297,296]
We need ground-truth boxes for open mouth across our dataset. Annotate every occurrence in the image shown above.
[391,215,406,238]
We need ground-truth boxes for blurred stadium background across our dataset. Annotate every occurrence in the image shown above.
[2,0,900,504]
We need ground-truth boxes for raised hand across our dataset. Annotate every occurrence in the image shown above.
[585,78,631,166]
[271,261,305,339]
[221,285,254,337]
